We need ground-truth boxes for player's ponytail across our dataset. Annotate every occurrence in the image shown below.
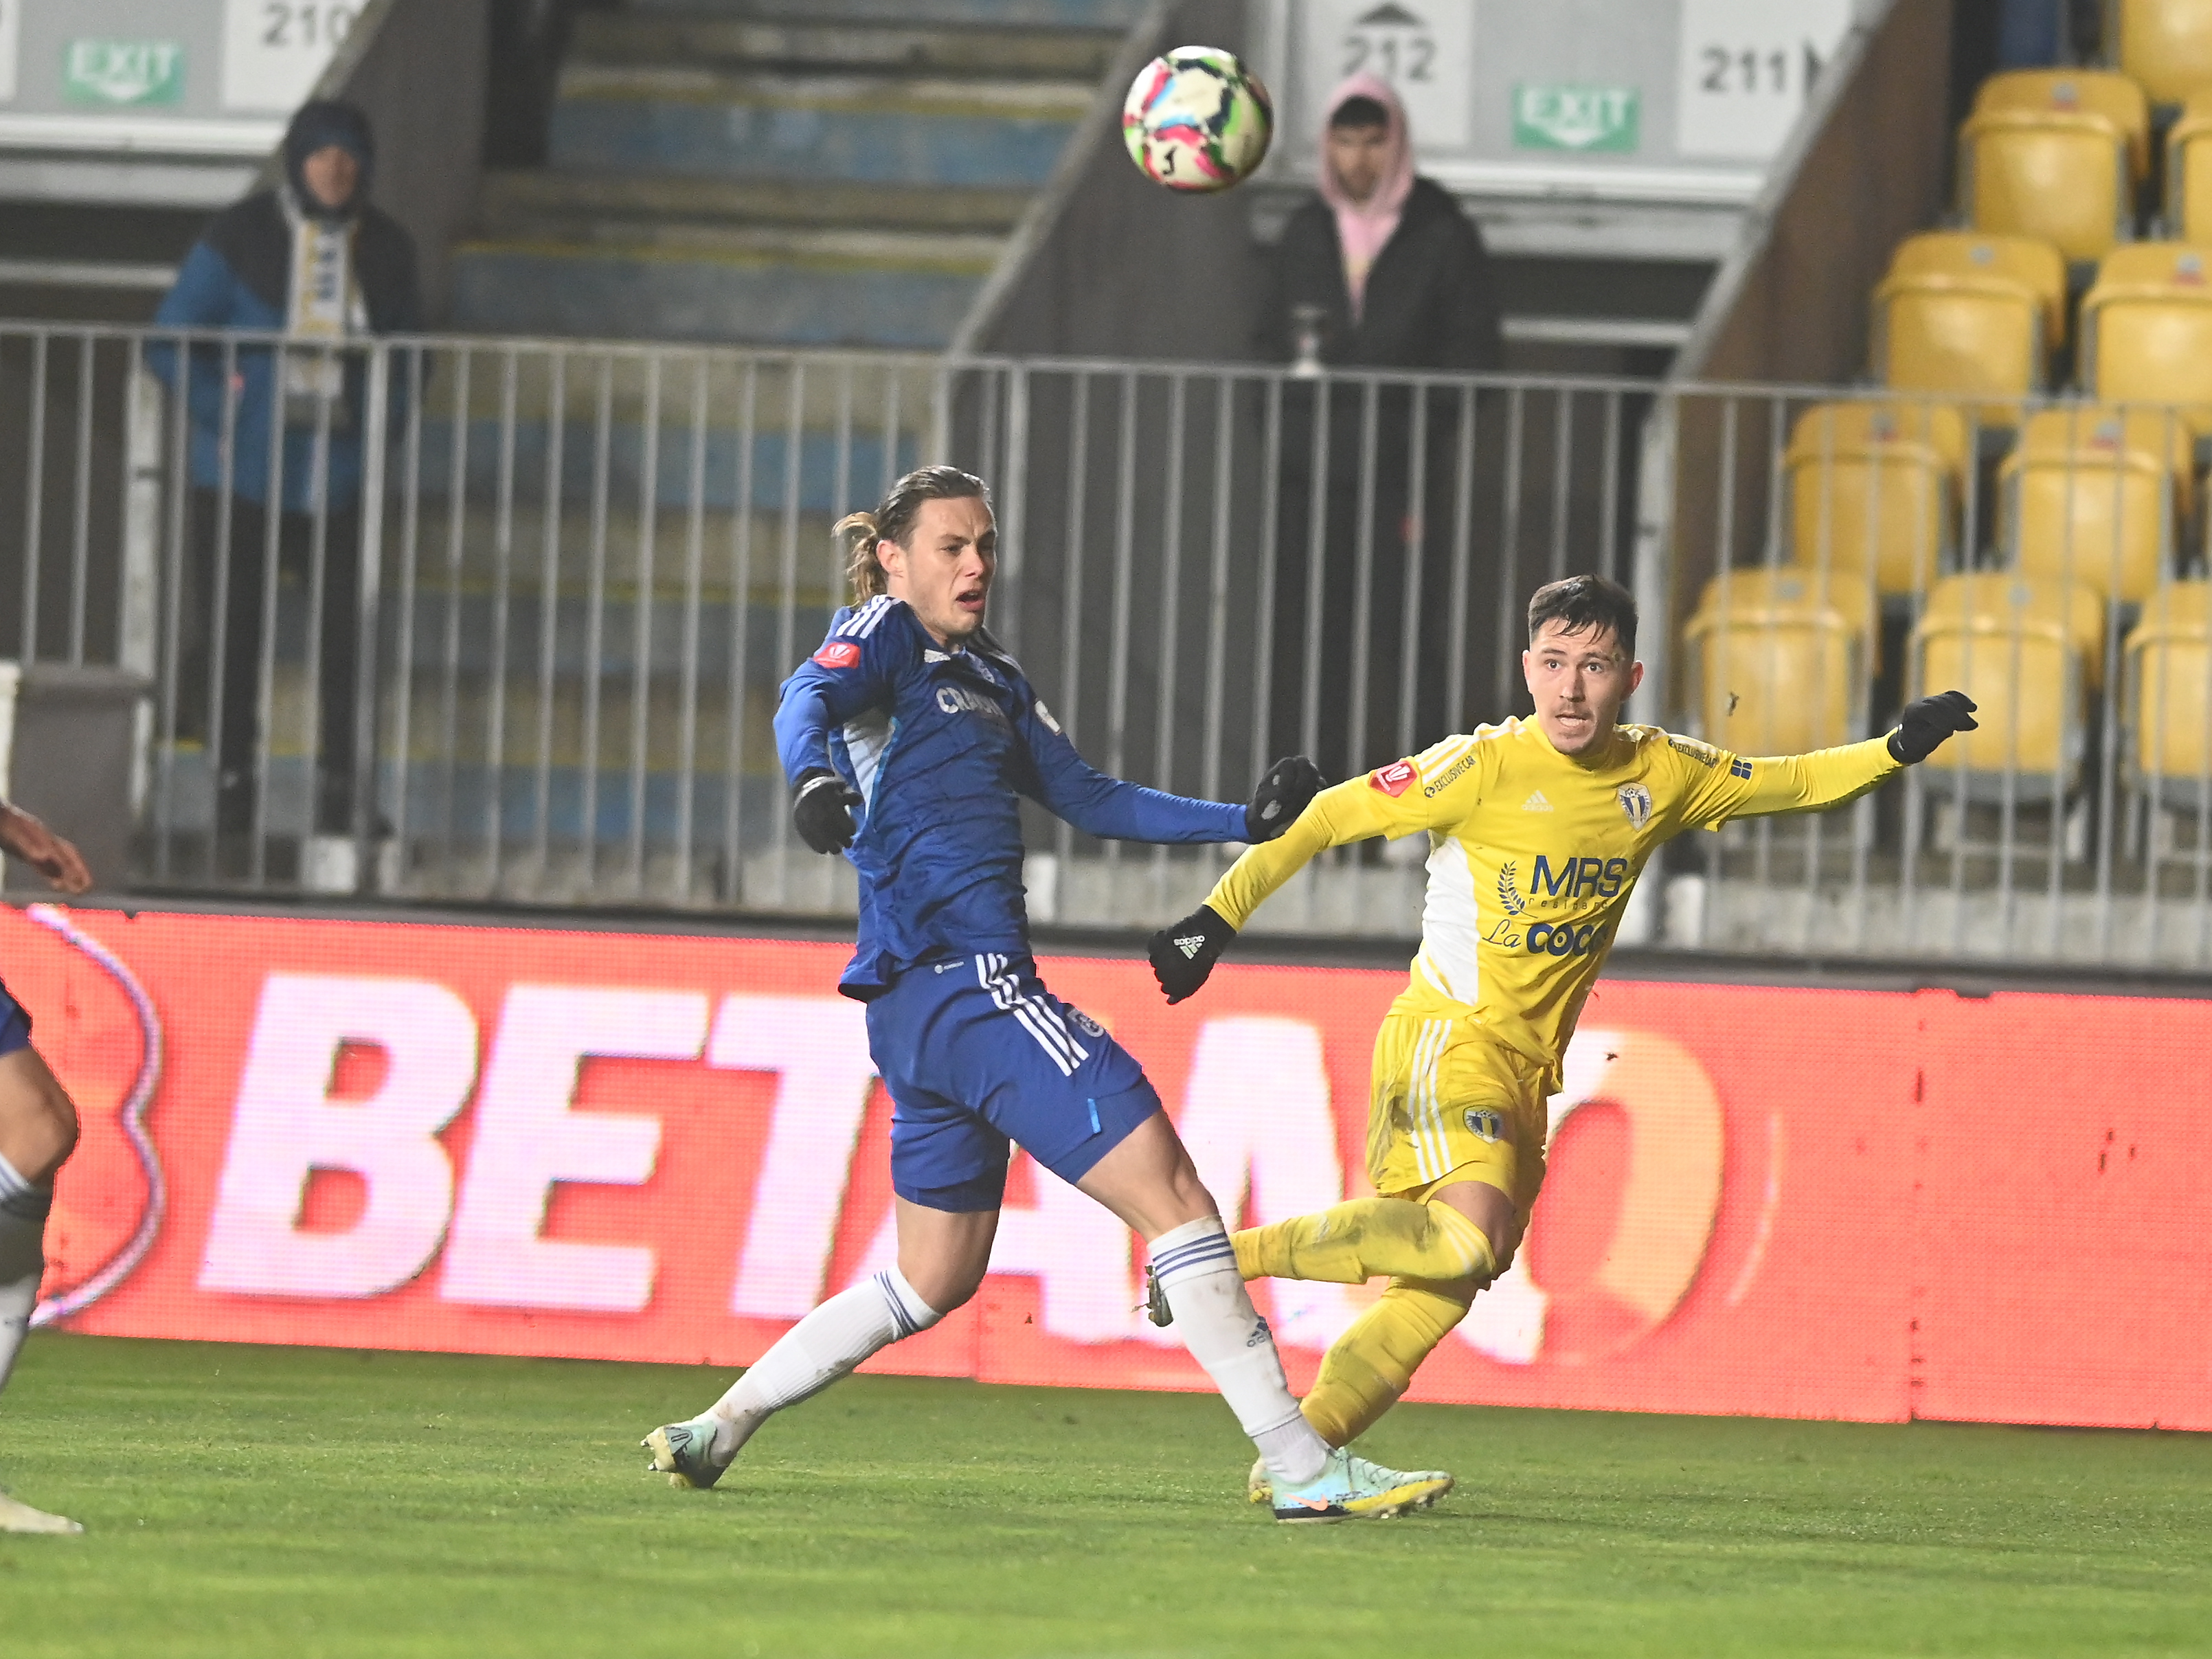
[835,464,993,605]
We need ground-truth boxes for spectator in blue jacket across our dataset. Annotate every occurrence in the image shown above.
[153,100,420,863]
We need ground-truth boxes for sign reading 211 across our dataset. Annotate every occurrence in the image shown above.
[1675,0,1853,161]
[1311,0,1473,150]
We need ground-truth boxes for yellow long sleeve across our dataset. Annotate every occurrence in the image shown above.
[1204,776,1409,929]
[1677,734,1901,830]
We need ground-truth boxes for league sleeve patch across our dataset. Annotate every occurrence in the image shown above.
[1033,699,1063,735]
[1369,760,1419,798]
[812,641,862,670]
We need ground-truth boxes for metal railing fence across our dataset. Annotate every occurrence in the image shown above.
[5,319,2212,970]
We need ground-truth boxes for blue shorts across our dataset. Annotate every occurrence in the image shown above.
[866,952,1162,1212]
[0,977,29,1059]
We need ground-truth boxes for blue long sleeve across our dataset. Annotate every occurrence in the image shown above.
[1018,701,1245,844]
[774,675,839,785]
[150,242,256,436]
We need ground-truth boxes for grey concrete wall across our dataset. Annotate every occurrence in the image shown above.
[314,0,493,326]
[956,0,1265,361]
[1675,0,1956,386]
[1654,0,1954,704]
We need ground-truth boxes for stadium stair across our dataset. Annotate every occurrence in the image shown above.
[451,0,1145,348]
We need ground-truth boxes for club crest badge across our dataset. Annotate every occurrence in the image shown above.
[1463,1108,1503,1143]
[1616,783,1654,828]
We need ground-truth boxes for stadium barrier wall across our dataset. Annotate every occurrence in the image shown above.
[8,322,2212,969]
[12,901,2210,1432]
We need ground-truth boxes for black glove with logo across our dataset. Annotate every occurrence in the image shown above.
[791,768,864,853]
[1149,903,1236,1004]
[1887,690,1979,765]
[1245,756,1324,843]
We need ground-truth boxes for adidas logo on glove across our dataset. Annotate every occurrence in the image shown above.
[1175,935,1207,958]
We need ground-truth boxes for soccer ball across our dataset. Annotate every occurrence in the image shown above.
[1122,46,1274,193]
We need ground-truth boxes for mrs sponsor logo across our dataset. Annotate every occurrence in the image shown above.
[1529,853,1629,900]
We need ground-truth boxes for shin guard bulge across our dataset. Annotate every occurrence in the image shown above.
[706,1266,942,1461]
[1233,1195,1497,1287]
[1300,1276,1478,1448]
[0,1153,49,1394]
[1149,1216,1330,1487]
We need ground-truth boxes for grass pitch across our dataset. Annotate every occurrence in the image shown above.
[4,1335,2209,1658]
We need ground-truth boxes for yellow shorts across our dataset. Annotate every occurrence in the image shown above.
[1367,1009,1549,1229]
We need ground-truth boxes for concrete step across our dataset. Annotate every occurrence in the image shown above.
[547,68,1088,186]
[449,240,989,346]
[475,170,1033,236]
[570,10,1123,80]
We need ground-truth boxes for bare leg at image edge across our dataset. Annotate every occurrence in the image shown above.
[0,799,95,1534]
[0,1043,86,1535]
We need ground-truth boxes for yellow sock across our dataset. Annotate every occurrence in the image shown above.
[1300,1276,1476,1447]
[1232,1196,1497,1286]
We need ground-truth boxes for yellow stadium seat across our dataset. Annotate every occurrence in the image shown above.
[1959,112,2135,262]
[2112,0,2212,106]
[2124,580,2212,798]
[2078,242,2212,425]
[1684,567,1875,756]
[2166,93,2212,242]
[1783,400,1969,594]
[1972,69,2152,177]
[1873,270,2046,416]
[2000,405,2194,602]
[1911,573,2108,795]
[1884,231,2069,350]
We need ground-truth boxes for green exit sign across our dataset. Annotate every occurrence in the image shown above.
[1512,83,1640,153]
[62,39,186,106]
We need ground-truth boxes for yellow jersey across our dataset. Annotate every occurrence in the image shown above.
[1204,718,1899,1090]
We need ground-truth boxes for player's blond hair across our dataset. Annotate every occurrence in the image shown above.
[835,465,992,603]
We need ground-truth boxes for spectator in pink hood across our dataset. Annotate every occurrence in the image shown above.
[1256,73,1501,370]
[1259,76,1503,781]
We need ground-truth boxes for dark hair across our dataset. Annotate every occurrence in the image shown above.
[835,465,991,602]
[1527,574,1638,658]
[1329,95,1390,131]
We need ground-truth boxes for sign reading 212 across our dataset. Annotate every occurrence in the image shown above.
[1312,0,1474,150]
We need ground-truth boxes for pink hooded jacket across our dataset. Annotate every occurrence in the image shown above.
[1316,73,1416,322]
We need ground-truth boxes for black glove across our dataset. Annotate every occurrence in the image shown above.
[1887,690,1979,765]
[1245,756,1324,842]
[791,769,864,853]
[1149,904,1236,1004]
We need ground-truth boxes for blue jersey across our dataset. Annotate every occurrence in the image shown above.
[775,595,1245,997]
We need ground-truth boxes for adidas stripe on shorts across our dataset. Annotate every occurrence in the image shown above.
[864,952,1162,1212]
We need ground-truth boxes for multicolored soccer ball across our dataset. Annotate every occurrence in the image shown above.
[1122,46,1274,193]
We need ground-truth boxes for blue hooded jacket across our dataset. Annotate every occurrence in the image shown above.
[150,100,421,511]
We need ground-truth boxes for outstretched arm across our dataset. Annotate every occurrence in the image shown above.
[1204,775,1410,927]
[1677,692,1978,829]
[1017,700,1245,844]
[1152,752,1461,1002]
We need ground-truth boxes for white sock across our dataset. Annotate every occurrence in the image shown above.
[1149,1217,1331,1487]
[704,1266,941,1463]
[0,1151,49,1395]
